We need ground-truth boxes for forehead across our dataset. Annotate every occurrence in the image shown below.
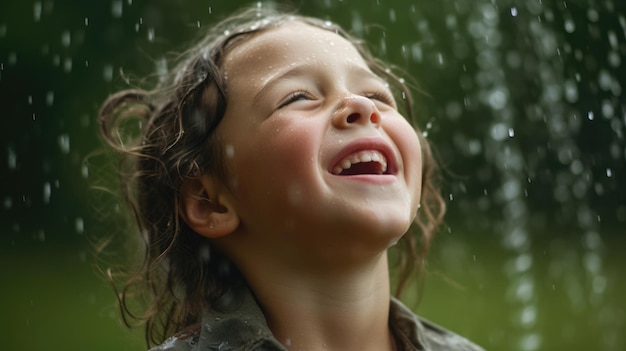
[222,21,368,76]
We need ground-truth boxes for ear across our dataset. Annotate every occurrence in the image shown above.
[179,175,239,239]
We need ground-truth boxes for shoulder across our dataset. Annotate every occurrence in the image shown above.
[389,297,485,351]
[417,317,486,351]
[148,324,201,351]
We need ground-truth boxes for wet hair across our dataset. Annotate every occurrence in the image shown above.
[98,5,445,347]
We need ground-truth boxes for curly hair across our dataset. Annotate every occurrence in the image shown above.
[98,5,445,347]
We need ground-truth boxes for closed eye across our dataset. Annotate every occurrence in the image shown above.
[278,90,314,109]
[365,91,396,108]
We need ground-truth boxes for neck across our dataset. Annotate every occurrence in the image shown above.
[244,252,396,351]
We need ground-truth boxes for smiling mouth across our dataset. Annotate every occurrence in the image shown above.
[331,150,389,176]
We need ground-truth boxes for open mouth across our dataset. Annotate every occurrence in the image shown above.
[331,150,390,176]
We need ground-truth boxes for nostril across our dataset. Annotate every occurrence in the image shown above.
[370,113,380,124]
[346,113,360,123]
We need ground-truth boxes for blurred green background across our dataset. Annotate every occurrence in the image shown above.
[1,0,624,350]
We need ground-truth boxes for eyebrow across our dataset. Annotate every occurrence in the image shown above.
[252,63,385,105]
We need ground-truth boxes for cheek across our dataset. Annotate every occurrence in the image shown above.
[226,119,322,206]
[390,119,424,195]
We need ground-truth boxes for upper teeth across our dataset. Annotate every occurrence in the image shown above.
[332,150,388,175]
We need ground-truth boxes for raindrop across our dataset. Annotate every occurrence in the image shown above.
[7,147,16,169]
[3,196,12,209]
[156,57,167,82]
[608,51,621,68]
[111,0,123,18]
[587,9,599,22]
[601,100,614,118]
[508,128,515,138]
[587,111,594,120]
[564,19,575,33]
[607,31,618,49]
[58,134,70,154]
[487,88,508,110]
[75,217,84,234]
[490,123,509,141]
[598,70,613,91]
[84,17,89,26]
[437,53,444,65]
[61,30,71,47]
[519,305,537,326]
[564,79,578,102]
[46,91,54,106]
[147,27,155,42]
[63,57,72,72]
[606,168,613,177]
[519,333,542,351]
[103,64,113,81]
[510,7,518,17]
[43,182,51,203]
[34,2,42,22]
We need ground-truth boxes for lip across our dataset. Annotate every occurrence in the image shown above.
[328,137,399,179]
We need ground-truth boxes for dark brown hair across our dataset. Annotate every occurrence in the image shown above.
[98,5,445,347]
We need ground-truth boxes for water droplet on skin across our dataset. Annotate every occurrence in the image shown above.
[225,144,235,158]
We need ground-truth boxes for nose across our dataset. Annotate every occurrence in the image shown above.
[332,94,381,129]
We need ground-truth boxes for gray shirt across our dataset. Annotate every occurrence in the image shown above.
[150,288,485,351]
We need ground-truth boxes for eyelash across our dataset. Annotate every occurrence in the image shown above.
[278,90,314,109]
[365,91,395,106]
[277,89,395,109]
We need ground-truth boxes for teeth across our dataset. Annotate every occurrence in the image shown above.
[332,150,388,175]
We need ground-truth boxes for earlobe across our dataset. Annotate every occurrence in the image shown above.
[179,176,239,239]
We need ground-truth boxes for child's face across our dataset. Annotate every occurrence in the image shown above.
[215,21,423,258]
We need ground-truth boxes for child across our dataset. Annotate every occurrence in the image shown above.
[99,5,484,351]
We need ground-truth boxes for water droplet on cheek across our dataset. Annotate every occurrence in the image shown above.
[287,183,303,205]
[225,144,235,158]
